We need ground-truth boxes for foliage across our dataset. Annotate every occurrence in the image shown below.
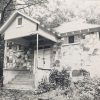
[49,68,71,88]
[37,77,56,93]
[71,76,100,100]
[0,0,15,25]
[20,0,100,28]
[37,68,71,93]
[1,0,100,28]
[79,93,94,100]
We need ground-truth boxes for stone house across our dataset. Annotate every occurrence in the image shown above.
[0,11,100,90]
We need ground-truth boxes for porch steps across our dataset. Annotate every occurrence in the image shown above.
[4,71,34,90]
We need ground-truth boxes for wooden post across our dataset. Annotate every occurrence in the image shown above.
[33,33,39,89]
[36,33,39,69]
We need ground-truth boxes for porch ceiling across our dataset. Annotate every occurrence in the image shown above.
[10,34,55,47]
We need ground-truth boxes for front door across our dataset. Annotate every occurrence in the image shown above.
[34,48,51,69]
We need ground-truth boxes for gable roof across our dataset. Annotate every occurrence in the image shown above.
[54,20,100,34]
[0,11,40,34]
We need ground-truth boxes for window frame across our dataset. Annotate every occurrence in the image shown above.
[98,32,100,40]
[17,17,22,26]
[68,35,75,43]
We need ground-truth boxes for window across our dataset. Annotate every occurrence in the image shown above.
[81,34,85,39]
[17,45,23,51]
[68,36,74,43]
[18,17,22,25]
[8,42,12,49]
[99,32,100,39]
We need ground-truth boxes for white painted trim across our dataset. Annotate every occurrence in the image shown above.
[38,27,57,42]
[62,42,80,47]
[4,31,37,40]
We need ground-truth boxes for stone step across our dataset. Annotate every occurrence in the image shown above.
[11,79,33,83]
[11,79,33,82]
[10,76,33,84]
[9,82,33,85]
[5,71,34,90]
[15,76,33,80]
[5,84,33,90]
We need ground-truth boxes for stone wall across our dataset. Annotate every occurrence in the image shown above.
[53,32,100,77]
[80,32,100,77]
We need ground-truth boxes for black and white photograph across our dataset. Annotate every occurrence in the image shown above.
[0,0,100,99]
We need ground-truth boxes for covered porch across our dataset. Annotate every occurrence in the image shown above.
[0,11,58,90]
[4,33,57,90]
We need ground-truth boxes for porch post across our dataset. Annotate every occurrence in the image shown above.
[36,33,39,68]
[33,33,39,88]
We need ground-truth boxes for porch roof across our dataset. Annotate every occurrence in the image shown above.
[54,20,100,35]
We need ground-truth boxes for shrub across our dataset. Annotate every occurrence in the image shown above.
[37,68,71,93]
[80,93,94,100]
[38,77,50,93]
[49,68,71,88]
[73,76,100,100]
[37,77,56,93]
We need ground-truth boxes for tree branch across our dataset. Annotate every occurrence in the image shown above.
[0,0,13,25]
[3,0,13,11]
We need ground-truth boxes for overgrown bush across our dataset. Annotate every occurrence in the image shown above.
[38,78,50,93]
[79,93,94,100]
[37,68,71,93]
[72,76,100,100]
[37,77,56,93]
[49,68,71,88]
[37,68,100,100]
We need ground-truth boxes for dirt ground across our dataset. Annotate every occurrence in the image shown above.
[0,88,67,100]
[0,89,38,100]
[0,87,99,100]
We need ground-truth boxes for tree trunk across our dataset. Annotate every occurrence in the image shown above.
[0,0,13,87]
[0,35,4,87]
[0,11,5,26]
